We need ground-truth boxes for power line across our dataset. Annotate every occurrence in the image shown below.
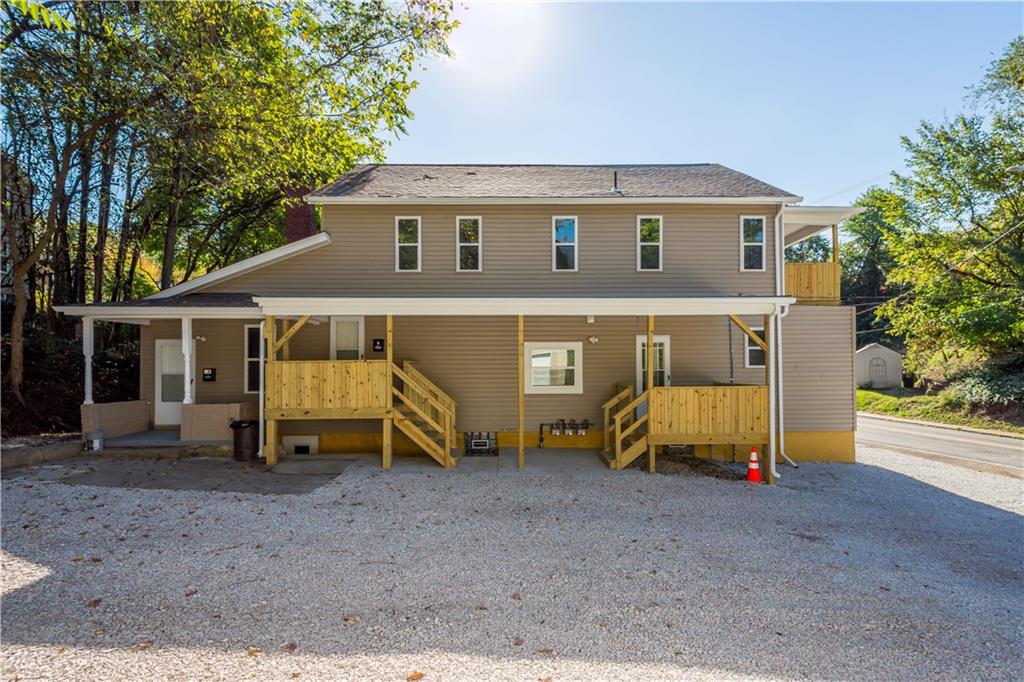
[855,297,1023,335]
[856,218,1024,317]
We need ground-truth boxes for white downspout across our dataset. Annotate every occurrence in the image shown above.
[776,306,797,468]
[767,204,786,480]
[258,319,266,458]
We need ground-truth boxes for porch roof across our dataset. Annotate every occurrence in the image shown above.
[253,296,796,317]
[57,294,796,321]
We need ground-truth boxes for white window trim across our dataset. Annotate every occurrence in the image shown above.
[395,216,421,272]
[636,215,663,272]
[740,215,767,272]
[551,215,579,272]
[455,215,483,272]
[743,326,766,369]
[243,324,260,394]
[524,341,583,395]
[329,315,365,361]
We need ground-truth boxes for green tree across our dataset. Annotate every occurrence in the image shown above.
[784,234,831,263]
[876,38,1024,368]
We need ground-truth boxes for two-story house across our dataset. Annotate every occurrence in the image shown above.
[57,164,862,482]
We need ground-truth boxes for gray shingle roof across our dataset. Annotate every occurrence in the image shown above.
[309,164,796,200]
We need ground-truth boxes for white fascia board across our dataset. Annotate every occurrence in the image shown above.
[254,296,796,317]
[146,232,331,300]
[306,195,804,206]
[783,205,867,245]
[54,305,261,320]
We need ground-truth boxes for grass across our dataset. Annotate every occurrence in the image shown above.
[856,388,1024,435]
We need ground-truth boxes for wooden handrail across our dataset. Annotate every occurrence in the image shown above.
[392,387,445,436]
[612,390,649,423]
[602,384,633,410]
[392,364,454,419]
[619,412,648,441]
[404,361,457,412]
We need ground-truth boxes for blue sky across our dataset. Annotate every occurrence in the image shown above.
[386,2,1022,205]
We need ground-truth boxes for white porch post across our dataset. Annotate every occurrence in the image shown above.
[181,317,193,404]
[82,317,94,405]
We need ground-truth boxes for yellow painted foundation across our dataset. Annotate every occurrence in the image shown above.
[317,430,855,462]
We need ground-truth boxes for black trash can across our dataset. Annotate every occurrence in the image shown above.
[229,420,259,461]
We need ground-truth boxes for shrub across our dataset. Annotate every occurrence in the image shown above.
[943,370,1024,408]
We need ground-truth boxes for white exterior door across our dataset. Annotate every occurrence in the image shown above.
[635,335,671,417]
[154,339,186,425]
[330,316,365,360]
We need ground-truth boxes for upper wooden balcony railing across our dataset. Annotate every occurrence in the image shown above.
[784,261,841,305]
[264,360,389,420]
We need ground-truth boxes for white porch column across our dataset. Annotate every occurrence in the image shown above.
[181,317,194,404]
[82,317,94,405]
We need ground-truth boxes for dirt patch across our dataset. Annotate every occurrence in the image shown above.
[626,447,746,480]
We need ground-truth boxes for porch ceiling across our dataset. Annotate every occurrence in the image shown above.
[784,205,866,246]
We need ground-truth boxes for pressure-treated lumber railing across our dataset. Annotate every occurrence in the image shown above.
[601,384,634,451]
[784,262,841,304]
[603,385,771,471]
[264,360,389,419]
[403,360,457,447]
[391,363,456,468]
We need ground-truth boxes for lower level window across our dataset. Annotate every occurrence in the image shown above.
[744,327,766,368]
[525,342,583,394]
[244,324,261,393]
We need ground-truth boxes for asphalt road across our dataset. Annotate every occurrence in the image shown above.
[857,413,1024,475]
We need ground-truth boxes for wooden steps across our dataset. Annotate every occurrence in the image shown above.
[393,404,458,468]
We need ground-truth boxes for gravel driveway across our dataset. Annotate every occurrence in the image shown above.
[2,447,1022,681]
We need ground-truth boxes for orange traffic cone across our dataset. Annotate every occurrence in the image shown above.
[745,447,762,483]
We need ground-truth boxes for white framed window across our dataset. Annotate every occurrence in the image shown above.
[243,324,261,394]
[524,342,583,394]
[456,216,482,272]
[744,327,766,368]
[636,215,663,271]
[395,216,421,272]
[552,216,578,272]
[740,215,766,272]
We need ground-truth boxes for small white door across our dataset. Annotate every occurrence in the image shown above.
[635,335,671,417]
[330,316,365,360]
[155,339,187,425]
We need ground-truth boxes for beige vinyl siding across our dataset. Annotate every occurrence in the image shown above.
[205,203,778,297]
[137,310,853,435]
[780,306,856,432]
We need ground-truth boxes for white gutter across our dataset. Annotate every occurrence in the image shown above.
[255,296,795,318]
[54,306,261,320]
[258,319,265,460]
[306,195,804,206]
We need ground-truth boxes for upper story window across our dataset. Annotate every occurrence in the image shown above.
[456,216,482,272]
[636,215,663,271]
[740,216,766,272]
[552,216,578,271]
[524,342,583,394]
[395,216,421,272]
[744,327,766,368]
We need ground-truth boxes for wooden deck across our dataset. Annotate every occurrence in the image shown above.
[264,360,389,420]
[603,385,770,474]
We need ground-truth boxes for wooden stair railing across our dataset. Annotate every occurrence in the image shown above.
[600,386,652,471]
[402,361,457,448]
[391,363,458,468]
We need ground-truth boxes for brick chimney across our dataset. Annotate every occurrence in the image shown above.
[284,186,315,243]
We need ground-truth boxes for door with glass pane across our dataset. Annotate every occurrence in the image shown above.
[635,335,671,417]
[155,339,187,425]
[330,316,365,360]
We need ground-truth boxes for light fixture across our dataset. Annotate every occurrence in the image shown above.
[194,335,207,342]
[586,315,595,324]
[587,336,598,344]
